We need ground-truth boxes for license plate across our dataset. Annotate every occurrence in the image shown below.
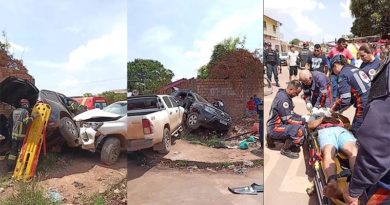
[220,120,228,125]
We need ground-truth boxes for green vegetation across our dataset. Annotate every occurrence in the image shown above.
[1,182,57,205]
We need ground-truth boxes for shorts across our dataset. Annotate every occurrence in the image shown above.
[289,66,298,76]
[318,126,356,150]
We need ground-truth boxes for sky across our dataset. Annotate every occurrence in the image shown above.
[264,0,354,44]
[0,0,127,96]
[128,0,263,80]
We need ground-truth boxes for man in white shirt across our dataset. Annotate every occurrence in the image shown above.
[287,45,300,82]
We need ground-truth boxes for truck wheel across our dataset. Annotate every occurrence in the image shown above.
[60,117,79,147]
[187,112,200,130]
[100,137,121,165]
[154,127,171,154]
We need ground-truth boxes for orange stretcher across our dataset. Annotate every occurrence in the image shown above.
[13,102,51,181]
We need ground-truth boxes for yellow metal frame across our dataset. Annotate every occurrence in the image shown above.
[13,102,51,181]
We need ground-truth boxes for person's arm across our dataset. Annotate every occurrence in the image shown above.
[323,56,329,75]
[331,75,351,112]
[315,77,330,108]
[303,87,312,104]
[274,99,304,125]
[307,117,324,130]
[305,56,311,70]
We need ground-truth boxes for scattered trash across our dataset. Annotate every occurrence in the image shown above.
[234,167,247,174]
[187,165,198,170]
[243,160,254,167]
[206,167,217,173]
[47,188,63,203]
[72,181,85,189]
[0,187,5,193]
[173,151,180,155]
[239,140,249,150]
[246,136,256,143]
[228,165,236,169]
[113,189,121,194]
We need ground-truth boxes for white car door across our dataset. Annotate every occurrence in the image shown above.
[161,96,177,130]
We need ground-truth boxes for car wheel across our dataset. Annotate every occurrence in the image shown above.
[100,137,121,165]
[154,127,171,154]
[187,112,200,130]
[59,117,79,147]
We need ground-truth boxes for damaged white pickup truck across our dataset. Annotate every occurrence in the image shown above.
[73,101,127,165]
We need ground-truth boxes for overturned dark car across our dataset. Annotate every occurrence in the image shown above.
[0,77,84,148]
[171,89,232,132]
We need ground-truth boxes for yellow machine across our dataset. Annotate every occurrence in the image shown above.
[13,102,51,181]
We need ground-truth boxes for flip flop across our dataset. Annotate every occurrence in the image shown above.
[228,183,264,195]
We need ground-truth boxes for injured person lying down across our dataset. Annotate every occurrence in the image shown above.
[306,111,358,200]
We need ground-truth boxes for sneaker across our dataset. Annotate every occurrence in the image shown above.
[281,148,299,159]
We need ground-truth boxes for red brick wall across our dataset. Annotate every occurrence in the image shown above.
[0,49,34,115]
[161,78,262,119]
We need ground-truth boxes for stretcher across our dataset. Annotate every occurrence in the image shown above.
[13,102,51,181]
[305,115,352,205]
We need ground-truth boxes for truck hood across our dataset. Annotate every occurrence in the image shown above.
[73,108,121,122]
[0,77,38,107]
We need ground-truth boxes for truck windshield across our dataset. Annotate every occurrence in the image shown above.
[94,102,107,109]
[103,102,126,116]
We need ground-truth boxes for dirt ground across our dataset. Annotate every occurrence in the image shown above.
[0,148,127,204]
[128,134,263,205]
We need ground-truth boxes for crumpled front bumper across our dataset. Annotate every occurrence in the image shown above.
[79,127,98,151]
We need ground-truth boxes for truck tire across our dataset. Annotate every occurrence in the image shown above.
[187,112,200,130]
[59,117,79,147]
[154,127,171,154]
[100,137,121,165]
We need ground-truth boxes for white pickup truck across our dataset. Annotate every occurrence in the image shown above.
[127,95,185,153]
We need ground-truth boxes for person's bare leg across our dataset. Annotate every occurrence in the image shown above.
[322,145,342,199]
[340,141,358,170]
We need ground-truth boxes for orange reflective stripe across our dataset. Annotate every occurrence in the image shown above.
[367,188,390,205]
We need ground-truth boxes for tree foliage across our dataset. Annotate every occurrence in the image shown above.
[83,93,93,97]
[350,0,390,36]
[289,38,300,45]
[100,91,126,105]
[127,59,174,94]
[197,36,246,79]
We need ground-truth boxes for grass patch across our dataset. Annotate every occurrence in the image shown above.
[181,134,225,148]
[0,181,57,205]
[81,193,105,205]
[252,159,264,167]
[0,175,10,188]
[81,178,126,205]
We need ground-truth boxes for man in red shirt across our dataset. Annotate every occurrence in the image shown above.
[246,97,256,117]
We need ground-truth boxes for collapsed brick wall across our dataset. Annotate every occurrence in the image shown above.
[0,49,34,115]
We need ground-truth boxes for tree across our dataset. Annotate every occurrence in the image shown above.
[127,59,174,94]
[197,36,246,79]
[83,93,93,97]
[289,38,300,45]
[350,0,390,36]
[196,65,208,79]
[100,91,126,105]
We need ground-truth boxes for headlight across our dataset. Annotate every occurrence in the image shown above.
[82,122,103,130]
[204,106,216,114]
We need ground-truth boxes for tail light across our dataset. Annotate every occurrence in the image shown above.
[142,119,153,134]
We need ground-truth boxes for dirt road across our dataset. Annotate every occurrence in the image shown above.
[127,139,263,205]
